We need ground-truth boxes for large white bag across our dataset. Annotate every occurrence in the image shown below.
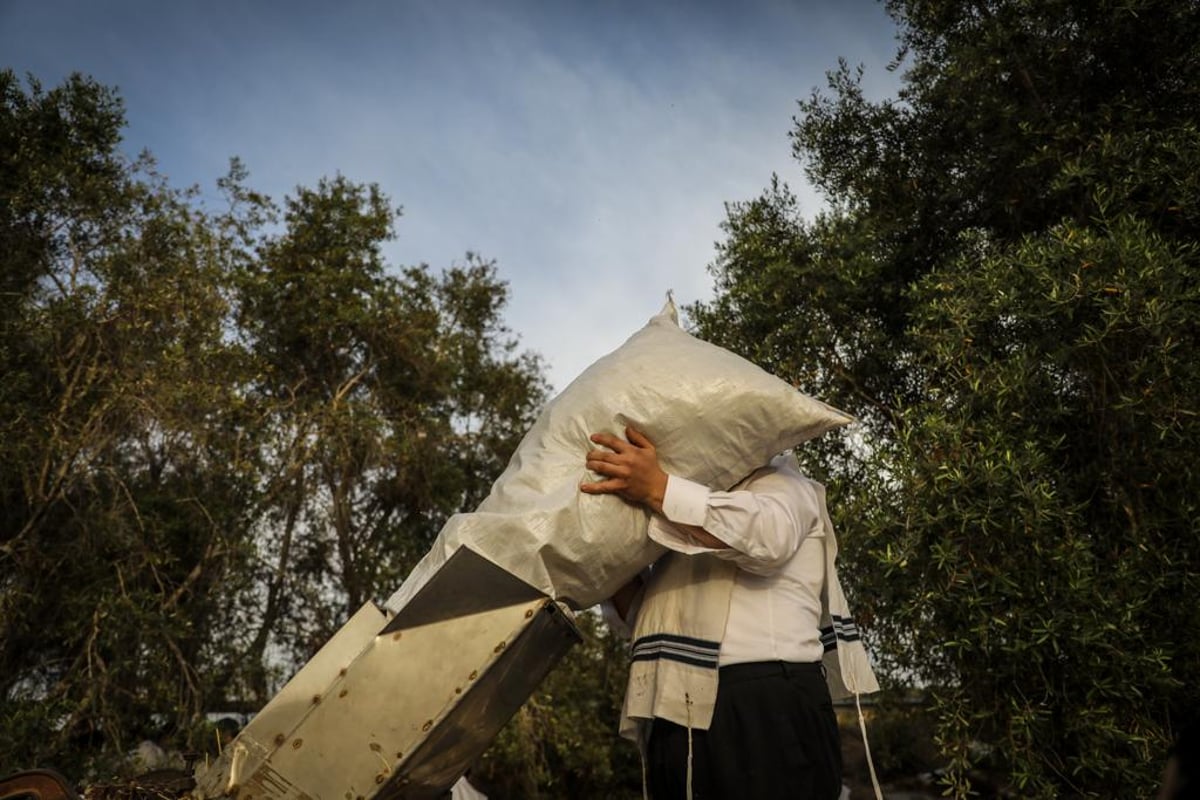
[385,298,852,611]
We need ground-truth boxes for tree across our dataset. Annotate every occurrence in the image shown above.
[0,71,550,783]
[230,174,547,693]
[0,70,260,776]
[690,1,1200,796]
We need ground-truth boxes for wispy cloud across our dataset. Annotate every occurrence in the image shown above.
[1,0,901,392]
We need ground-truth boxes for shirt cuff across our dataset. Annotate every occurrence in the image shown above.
[648,517,716,554]
[660,474,709,526]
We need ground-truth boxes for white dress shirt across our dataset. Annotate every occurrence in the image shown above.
[647,455,827,665]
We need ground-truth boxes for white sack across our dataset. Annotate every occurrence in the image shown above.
[385,298,853,612]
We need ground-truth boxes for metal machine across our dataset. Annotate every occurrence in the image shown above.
[191,547,582,800]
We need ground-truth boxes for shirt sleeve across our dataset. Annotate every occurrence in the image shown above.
[647,465,823,576]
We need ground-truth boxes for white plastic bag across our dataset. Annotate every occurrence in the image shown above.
[386,298,852,611]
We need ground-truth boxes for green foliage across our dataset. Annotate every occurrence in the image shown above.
[842,700,940,787]
[890,216,1199,795]
[477,611,641,800]
[0,70,548,783]
[1,69,258,778]
[229,175,547,694]
[691,2,1200,796]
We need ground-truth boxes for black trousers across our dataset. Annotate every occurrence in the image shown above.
[646,661,842,800]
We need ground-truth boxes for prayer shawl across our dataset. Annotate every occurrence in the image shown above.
[618,477,879,743]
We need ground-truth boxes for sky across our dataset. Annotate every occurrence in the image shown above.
[1,0,903,394]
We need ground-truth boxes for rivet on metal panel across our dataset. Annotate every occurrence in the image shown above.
[374,774,386,785]
[274,733,286,746]
[369,742,382,752]
[525,609,534,618]
[339,667,348,677]
[493,640,507,653]
[422,720,433,732]
[311,694,322,705]
[392,632,402,641]
[455,687,462,694]
[339,688,349,698]
[469,670,478,680]
[292,738,304,749]
[395,752,403,760]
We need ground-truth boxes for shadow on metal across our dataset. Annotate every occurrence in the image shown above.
[382,547,547,631]
[192,546,582,800]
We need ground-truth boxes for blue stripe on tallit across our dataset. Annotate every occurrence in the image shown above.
[630,632,721,669]
[820,615,862,652]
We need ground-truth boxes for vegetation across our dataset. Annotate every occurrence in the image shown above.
[475,611,642,800]
[0,69,548,781]
[690,0,1200,796]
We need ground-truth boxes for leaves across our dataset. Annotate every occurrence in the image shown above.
[691,2,1200,796]
[0,71,548,782]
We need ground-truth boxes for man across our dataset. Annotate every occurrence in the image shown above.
[582,425,876,800]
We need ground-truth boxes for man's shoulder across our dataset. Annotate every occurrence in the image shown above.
[766,453,819,482]
[745,454,824,494]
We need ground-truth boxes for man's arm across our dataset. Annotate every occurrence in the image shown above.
[608,571,645,620]
[580,426,731,550]
[582,425,819,574]
[598,569,648,638]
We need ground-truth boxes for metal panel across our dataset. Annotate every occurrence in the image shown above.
[193,547,582,800]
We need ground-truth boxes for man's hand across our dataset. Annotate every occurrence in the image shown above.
[580,426,668,514]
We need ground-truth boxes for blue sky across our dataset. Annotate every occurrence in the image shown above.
[2,0,902,393]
